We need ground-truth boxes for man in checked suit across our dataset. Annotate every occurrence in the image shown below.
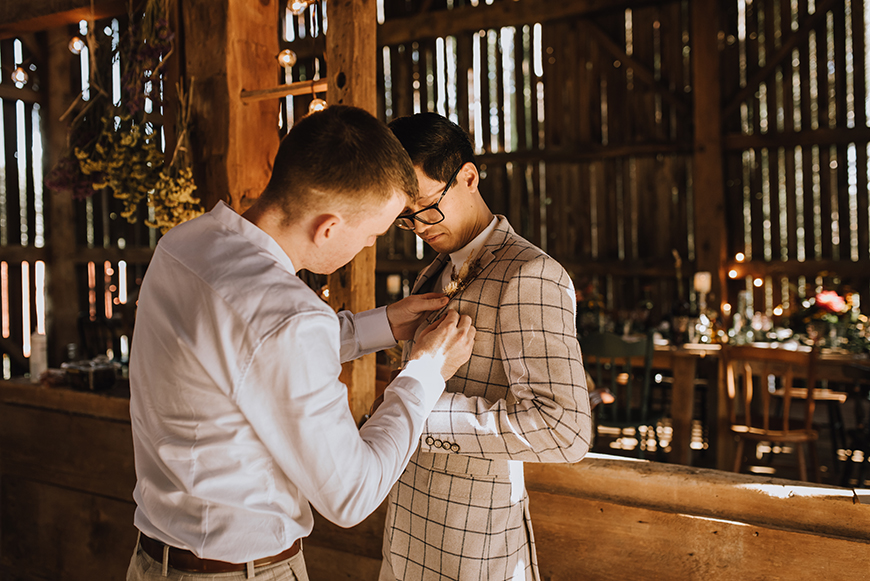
[378,112,592,581]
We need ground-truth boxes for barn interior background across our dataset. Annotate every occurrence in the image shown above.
[1,0,868,377]
[1,0,870,579]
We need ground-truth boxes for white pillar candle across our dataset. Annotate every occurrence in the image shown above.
[693,271,712,294]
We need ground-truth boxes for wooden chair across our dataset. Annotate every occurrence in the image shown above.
[580,331,662,459]
[724,345,821,482]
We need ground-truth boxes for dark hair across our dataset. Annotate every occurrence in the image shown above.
[260,105,418,221]
[388,112,477,188]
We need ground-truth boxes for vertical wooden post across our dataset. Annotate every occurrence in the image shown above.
[326,0,378,423]
[692,0,730,470]
[691,0,727,310]
[45,27,79,366]
[181,0,279,213]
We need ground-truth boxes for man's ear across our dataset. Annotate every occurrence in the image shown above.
[311,214,341,247]
[461,162,480,191]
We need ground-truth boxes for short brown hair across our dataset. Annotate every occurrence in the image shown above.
[260,105,418,222]
[388,112,476,187]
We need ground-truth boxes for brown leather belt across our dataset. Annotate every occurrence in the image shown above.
[139,533,301,573]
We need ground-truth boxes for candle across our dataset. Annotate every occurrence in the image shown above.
[693,271,712,294]
[387,274,402,296]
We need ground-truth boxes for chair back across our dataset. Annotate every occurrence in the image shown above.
[723,345,819,439]
[580,331,654,426]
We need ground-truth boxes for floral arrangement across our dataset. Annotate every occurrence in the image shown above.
[45,0,202,232]
[442,251,484,299]
[145,80,203,233]
[788,289,869,353]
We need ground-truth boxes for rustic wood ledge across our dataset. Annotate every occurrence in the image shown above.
[0,377,130,421]
[240,79,329,104]
[526,453,870,543]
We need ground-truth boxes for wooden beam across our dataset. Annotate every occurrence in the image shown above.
[722,0,839,121]
[0,0,126,39]
[724,258,870,279]
[476,141,692,165]
[378,0,668,46]
[182,0,279,213]
[0,83,43,104]
[45,27,80,367]
[691,0,728,309]
[325,0,378,424]
[239,79,328,104]
[724,126,870,150]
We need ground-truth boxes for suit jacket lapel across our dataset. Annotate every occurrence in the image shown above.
[411,253,451,295]
[420,216,514,325]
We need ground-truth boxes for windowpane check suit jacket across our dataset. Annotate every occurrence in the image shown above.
[380,216,592,581]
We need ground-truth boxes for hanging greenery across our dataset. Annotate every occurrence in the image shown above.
[147,80,203,233]
[46,0,202,232]
[74,113,164,222]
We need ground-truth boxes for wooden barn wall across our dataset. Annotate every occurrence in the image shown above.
[719,0,870,317]
[2,0,870,374]
[0,17,160,374]
[280,0,870,329]
[279,1,698,325]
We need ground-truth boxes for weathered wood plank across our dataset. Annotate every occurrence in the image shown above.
[529,488,870,581]
[378,0,665,47]
[182,0,278,213]
[325,0,378,424]
[0,0,126,39]
[691,0,727,305]
[0,476,136,580]
[0,402,135,500]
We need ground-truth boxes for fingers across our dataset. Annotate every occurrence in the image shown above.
[408,293,449,314]
[418,308,457,338]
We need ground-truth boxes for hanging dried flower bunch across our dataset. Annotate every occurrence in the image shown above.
[46,0,202,232]
[147,80,203,233]
[75,113,164,222]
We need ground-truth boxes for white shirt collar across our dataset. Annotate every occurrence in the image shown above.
[449,216,498,273]
[210,201,297,275]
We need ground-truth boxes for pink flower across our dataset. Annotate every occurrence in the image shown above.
[815,290,848,314]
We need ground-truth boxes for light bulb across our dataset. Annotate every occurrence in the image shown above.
[277,49,297,68]
[309,98,327,113]
[69,36,85,55]
[289,0,310,15]
[11,66,28,85]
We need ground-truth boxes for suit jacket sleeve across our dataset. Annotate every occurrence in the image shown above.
[420,255,592,463]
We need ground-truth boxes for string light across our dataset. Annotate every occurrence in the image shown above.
[309,98,327,113]
[289,0,315,15]
[277,49,297,68]
[69,36,85,55]
[11,66,29,85]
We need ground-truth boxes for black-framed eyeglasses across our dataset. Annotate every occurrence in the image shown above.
[394,165,462,231]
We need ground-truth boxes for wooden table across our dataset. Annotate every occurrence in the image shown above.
[709,346,870,471]
[585,342,720,465]
[597,343,870,470]
[652,343,721,466]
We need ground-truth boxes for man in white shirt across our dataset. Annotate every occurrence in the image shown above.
[126,106,475,580]
[378,113,592,581]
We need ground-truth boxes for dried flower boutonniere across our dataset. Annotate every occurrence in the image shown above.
[442,249,484,299]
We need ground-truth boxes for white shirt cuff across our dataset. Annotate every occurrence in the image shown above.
[354,306,397,352]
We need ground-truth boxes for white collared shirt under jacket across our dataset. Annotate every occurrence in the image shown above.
[129,201,444,563]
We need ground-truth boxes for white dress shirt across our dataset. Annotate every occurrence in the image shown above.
[437,216,498,292]
[129,201,444,563]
